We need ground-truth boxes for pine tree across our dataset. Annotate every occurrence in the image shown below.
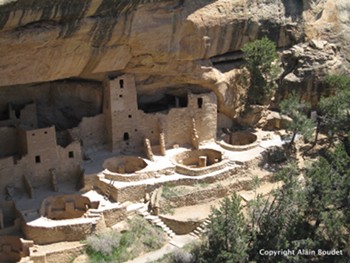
[203,193,248,263]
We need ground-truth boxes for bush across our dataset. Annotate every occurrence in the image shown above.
[267,146,287,164]
[86,230,120,257]
[86,216,167,262]
[171,249,195,263]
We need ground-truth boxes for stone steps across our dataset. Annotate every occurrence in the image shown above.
[190,218,211,238]
[84,209,102,220]
[134,203,176,239]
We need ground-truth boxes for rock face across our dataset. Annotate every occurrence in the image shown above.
[277,40,344,108]
[0,0,349,119]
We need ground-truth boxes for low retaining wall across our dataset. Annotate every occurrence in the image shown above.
[159,216,201,235]
[103,206,127,227]
[103,167,175,182]
[30,243,86,263]
[23,219,98,245]
[216,140,259,151]
[162,174,274,209]
[174,160,228,176]
[110,167,237,203]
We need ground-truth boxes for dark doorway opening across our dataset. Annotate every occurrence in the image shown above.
[123,132,129,141]
[197,98,203,109]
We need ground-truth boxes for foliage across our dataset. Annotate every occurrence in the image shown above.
[194,145,350,262]
[171,249,196,263]
[86,230,120,260]
[303,144,350,262]
[147,242,203,263]
[280,93,314,146]
[162,186,189,199]
[242,37,279,105]
[318,75,350,138]
[86,216,167,262]
[249,163,309,262]
[197,193,248,263]
[266,146,287,164]
[324,75,350,93]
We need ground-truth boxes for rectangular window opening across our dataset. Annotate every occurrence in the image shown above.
[35,155,41,163]
[68,151,74,158]
[197,98,203,109]
[119,79,124,89]
[123,132,129,141]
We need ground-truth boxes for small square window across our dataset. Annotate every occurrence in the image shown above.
[35,155,41,163]
[68,151,74,158]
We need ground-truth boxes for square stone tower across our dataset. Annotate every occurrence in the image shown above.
[104,75,138,151]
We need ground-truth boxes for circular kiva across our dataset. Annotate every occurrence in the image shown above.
[217,131,258,151]
[228,131,257,145]
[172,149,227,176]
[173,149,223,168]
[103,156,147,174]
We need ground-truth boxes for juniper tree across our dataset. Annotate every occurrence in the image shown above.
[318,75,350,142]
[242,37,279,105]
[201,193,248,263]
[280,93,314,148]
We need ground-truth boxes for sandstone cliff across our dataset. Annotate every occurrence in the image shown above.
[0,0,349,119]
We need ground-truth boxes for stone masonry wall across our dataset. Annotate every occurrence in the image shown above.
[104,75,217,152]
[0,127,17,158]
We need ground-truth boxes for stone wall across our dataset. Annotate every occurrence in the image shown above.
[217,140,259,152]
[159,216,201,235]
[103,206,127,228]
[105,167,236,203]
[69,114,107,155]
[32,243,86,263]
[0,236,23,262]
[0,127,17,158]
[0,157,17,195]
[103,167,175,182]
[0,200,15,227]
[104,75,217,152]
[39,195,92,220]
[175,161,228,176]
[217,112,233,131]
[163,174,274,209]
[0,126,82,193]
[16,140,82,187]
[23,221,95,245]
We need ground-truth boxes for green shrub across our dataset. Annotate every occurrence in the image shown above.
[171,249,195,263]
[86,230,120,261]
[86,216,167,262]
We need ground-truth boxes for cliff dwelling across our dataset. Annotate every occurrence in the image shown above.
[0,72,284,262]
